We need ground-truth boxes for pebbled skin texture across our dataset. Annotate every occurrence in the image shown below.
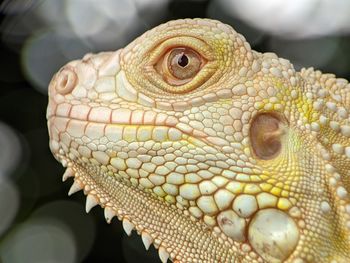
[47,19,350,263]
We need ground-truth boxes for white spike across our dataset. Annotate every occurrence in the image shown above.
[141,232,153,250]
[104,207,116,224]
[62,168,74,182]
[85,194,98,213]
[122,218,134,236]
[68,180,83,196]
[158,246,169,263]
[61,159,68,167]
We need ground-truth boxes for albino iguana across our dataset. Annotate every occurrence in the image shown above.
[47,19,350,263]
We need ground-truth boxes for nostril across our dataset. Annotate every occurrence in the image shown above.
[55,67,77,95]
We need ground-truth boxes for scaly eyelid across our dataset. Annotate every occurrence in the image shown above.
[142,36,217,94]
[147,36,214,66]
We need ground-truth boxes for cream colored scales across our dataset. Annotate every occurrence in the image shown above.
[47,19,350,262]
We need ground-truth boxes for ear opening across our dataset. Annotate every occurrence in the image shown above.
[249,112,287,160]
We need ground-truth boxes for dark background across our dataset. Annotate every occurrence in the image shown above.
[0,0,349,262]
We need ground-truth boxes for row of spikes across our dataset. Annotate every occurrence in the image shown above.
[62,167,174,263]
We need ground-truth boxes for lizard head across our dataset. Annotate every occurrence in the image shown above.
[47,19,350,262]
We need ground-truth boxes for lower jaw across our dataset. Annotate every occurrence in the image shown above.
[65,161,240,263]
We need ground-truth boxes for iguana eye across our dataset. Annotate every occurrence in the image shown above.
[168,48,202,80]
[155,47,205,86]
[145,37,215,94]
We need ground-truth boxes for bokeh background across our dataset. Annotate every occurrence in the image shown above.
[0,0,349,262]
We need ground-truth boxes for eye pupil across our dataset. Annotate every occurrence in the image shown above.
[177,54,189,67]
[163,47,202,85]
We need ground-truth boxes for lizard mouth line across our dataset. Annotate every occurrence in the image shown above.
[48,114,198,141]
[48,115,178,128]
[48,115,243,166]
[47,112,177,128]
[48,115,189,149]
